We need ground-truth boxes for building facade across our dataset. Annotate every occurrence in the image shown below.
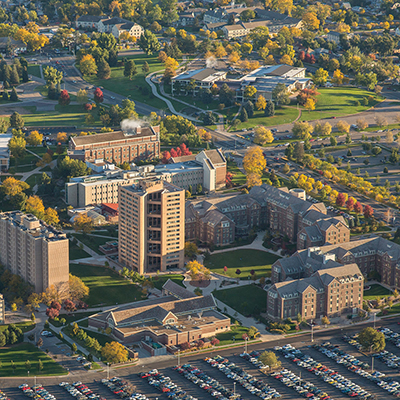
[97,17,144,38]
[118,179,185,274]
[0,212,69,293]
[68,126,160,164]
[88,280,230,346]
[267,264,363,321]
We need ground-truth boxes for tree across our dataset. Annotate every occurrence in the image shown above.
[77,89,88,105]
[354,202,363,214]
[94,88,104,104]
[272,83,290,105]
[69,274,89,301]
[9,112,24,129]
[364,205,374,219]
[79,54,97,76]
[1,177,29,197]
[356,119,368,130]
[312,68,329,86]
[243,147,266,177]
[97,58,111,79]
[26,195,45,219]
[101,341,128,364]
[292,121,313,140]
[244,85,257,99]
[71,343,77,353]
[264,100,275,117]
[44,207,59,226]
[73,213,94,234]
[184,242,198,258]
[239,107,248,122]
[124,60,137,80]
[259,351,281,369]
[336,120,350,133]
[302,12,320,30]
[27,130,43,146]
[358,327,385,352]
[255,95,267,111]
[294,142,305,163]
[36,337,43,348]
[304,98,316,112]
[43,66,63,86]
[332,69,344,85]
[244,100,254,118]
[58,90,70,106]
[375,116,387,128]
[138,30,161,55]
[8,136,26,158]
[247,173,262,188]
[56,132,67,143]
[254,126,274,145]
[336,193,346,207]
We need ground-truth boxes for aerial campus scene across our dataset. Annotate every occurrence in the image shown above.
[2,0,400,398]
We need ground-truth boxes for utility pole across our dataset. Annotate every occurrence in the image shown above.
[371,345,374,372]
[177,350,180,367]
[373,313,376,329]
[311,320,314,343]
[107,363,110,380]
[245,337,248,354]
[234,382,236,395]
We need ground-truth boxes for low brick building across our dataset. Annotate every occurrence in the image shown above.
[267,264,363,321]
[68,126,160,164]
[88,280,230,345]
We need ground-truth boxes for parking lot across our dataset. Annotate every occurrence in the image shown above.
[5,321,400,400]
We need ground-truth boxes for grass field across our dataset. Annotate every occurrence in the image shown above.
[214,285,268,318]
[0,321,35,334]
[227,161,247,186]
[230,106,299,131]
[0,343,67,377]
[23,105,93,127]
[72,234,112,254]
[363,283,392,300]
[205,249,280,279]
[216,325,250,345]
[301,87,383,121]
[86,53,166,109]
[152,274,185,290]
[24,174,42,188]
[27,65,41,78]
[69,242,91,260]
[50,312,95,328]
[69,264,146,307]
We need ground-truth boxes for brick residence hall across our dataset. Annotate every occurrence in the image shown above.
[88,280,230,346]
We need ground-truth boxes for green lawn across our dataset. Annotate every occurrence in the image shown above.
[363,284,392,300]
[86,53,166,109]
[35,85,48,97]
[72,234,112,255]
[216,325,250,346]
[205,249,280,279]
[69,242,91,260]
[214,284,268,318]
[230,106,299,131]
[227,161,246,186]
[0,343,67,377]
[69,264,146,307]
[49,312,95,327]
[301,87,383,122]
[24,174,42,188]
[152,274,185,290]
[27,64,41,78]
[0,321,35,334]
[23,105,93,127]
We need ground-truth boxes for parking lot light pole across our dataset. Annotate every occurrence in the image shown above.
[234,382,236,395]
[245,337,248,354]
[107,363,110,380]
[310,320,314,343]
[177,350,180,367]
[370,345,374,372]
[373,313,376,329]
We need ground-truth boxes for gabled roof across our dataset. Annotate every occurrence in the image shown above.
[162,279,196,300]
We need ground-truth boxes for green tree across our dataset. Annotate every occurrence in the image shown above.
[240,107,248,122]
[292,121,313,140]
[38,359,43,371]
[124,60,137,80]
[358,327,385,352]
[312,68,329,86]
[71,343,77,353]
[137,30,161,55]
[97,57,111,79]
[142,61,150,74]
[43,66,63,86]
[9,112,24,129]
[259,351,281,369]
[8,136,26,158]
[10,87,18,101]
[264,100,275,117]
[272,83,290,105]
[294,142,305,162]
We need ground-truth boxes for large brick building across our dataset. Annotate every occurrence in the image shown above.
[0,212,69,293]
[267,264,363,321]
[88,280,230,346]
[271,237,400,289]
[68,126,160,164]
[118,179,185,274]
[185,185,349,246]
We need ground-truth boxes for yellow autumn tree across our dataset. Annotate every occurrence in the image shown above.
[1,177,29,197]
[243,147,266,177]
[304,98,316,112]
[57,132,68,143]
[254,126,274,145]
[26,195,45,219]
[279,54,293,65]
[27,130,43,146]
[44,207,59,226]
[255,95,267,110]
[101,342,128,364]
[247,173,262,188]
[331,69,344,85]
[73,213,94,234]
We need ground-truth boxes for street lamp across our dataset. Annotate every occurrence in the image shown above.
[310,320,314,343]
[233,382,236,395]
[244,337,249,354]
[177,350,180,367]
[107,362,110,380]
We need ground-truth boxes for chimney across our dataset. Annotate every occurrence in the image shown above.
[136,126,141,134]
